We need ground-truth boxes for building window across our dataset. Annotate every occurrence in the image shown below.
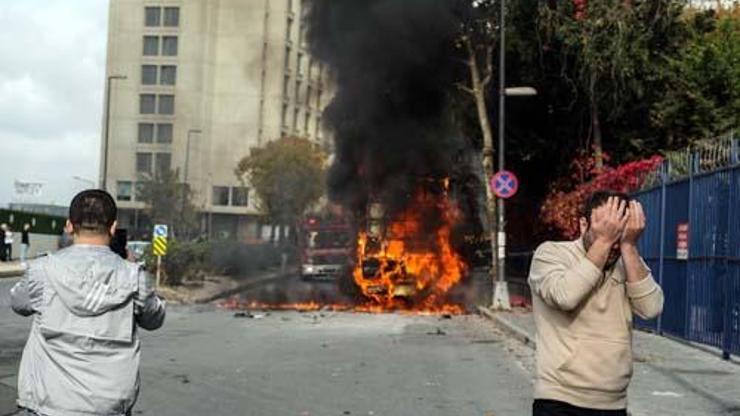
[306,86,313,108]
[317,88,322,108]
[117,181,133,201]
[162,36,178,56]
[158,95,175,115]
[284,46,291,71]
[142,65,157,85]
[136,152,153,174]
[293,108,299,131]
[304,111,311,133]
[281,103,289,128]
[286,15,293,39]
[143,36,159,56]
[163,7,180,27]
[145,7,161,27]
[155,153,171,175]
[157,123,173,143]
[297,52,303,76]
[160,65,176,85]
[283,75,290,96]
[140,94,156,114]
[138,123,154,143]
[212,186,230,206]
[232,187,249,207]
[315,116,321,138]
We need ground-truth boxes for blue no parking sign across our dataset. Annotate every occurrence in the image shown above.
[490,170,519,199]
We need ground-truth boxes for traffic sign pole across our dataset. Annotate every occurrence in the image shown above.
[152,224,168,287]
[156,255,162,288]
[490,170,518,311]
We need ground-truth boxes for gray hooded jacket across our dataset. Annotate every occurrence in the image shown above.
[10,244,166,416]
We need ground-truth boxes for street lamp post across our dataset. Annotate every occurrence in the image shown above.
[491,0,538,310]
[184,129,202,184]
[101,74,128,190]
[181,129,202,238]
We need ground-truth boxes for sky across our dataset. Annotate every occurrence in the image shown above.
[0,0,109,207]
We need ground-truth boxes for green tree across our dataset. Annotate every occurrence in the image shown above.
[235,136,326,242]
[538,0,688,168]
[651,11,740,143]
[136,169,200,240]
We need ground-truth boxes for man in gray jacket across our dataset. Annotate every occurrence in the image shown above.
[10,190,166,416]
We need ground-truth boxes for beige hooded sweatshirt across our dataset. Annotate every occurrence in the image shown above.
[528,239,664,410]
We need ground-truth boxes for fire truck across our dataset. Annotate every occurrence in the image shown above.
[298,212,352,281]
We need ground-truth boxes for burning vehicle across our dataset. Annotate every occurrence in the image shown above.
[351,179,469,310]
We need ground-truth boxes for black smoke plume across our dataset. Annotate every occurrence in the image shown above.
[306,0,476,217]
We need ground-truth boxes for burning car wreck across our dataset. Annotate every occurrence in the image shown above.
[351,179,468,311]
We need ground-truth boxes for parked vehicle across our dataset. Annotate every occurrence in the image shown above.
[298,213,352,281]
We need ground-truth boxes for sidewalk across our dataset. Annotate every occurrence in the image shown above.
[480,307,740,416]
[0,261,25,278]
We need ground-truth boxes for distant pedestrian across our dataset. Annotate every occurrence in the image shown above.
[528,191,664,416]
[5,226,14,260]
[2,224,13,261]
[10,190,166,416]
[20,223,31,265]
[0,223,7,262]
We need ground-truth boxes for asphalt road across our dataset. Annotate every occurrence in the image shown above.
[1,276,534,416]
[137,308,532,416]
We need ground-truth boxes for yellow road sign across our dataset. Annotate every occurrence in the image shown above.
[153,236,168,256]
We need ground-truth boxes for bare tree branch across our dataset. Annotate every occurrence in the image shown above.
[482,44,494,87]
[455,82,475,95]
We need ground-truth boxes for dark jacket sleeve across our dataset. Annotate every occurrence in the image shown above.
[133,268,166,330]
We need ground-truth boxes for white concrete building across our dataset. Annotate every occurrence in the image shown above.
[101,0,330,241]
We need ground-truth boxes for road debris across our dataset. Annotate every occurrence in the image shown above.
[426,327,447,336]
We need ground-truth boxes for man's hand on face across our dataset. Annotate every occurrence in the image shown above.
[621,200,646,247]
[590,197,629,245]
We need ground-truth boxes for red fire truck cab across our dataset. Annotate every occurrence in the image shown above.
[298,213,352,281]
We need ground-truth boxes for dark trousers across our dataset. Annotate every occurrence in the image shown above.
[533,400,627,416]
[0,243,6,261]
[15,409,131,416]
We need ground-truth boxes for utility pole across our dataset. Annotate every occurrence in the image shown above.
[101,75,127,190]
[491,0,510,310]
[490,0,538,310]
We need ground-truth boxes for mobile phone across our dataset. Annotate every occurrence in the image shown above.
[110,229,128,260]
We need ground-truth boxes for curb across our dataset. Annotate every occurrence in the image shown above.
[0,267,24,279]
[194,269,296,304]
[478,306,536,349]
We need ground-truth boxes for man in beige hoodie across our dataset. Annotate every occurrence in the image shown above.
[528,191,664,415]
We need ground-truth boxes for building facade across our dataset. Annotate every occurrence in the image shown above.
[101,0,330,241]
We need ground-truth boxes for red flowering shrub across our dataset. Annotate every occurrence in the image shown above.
[541,151,664,239]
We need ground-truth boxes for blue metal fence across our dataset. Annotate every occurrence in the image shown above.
[632,138,739,359]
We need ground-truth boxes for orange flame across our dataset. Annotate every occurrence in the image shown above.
[352,182,467,311]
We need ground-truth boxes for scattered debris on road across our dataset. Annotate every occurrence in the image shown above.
[426,327,447,336]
